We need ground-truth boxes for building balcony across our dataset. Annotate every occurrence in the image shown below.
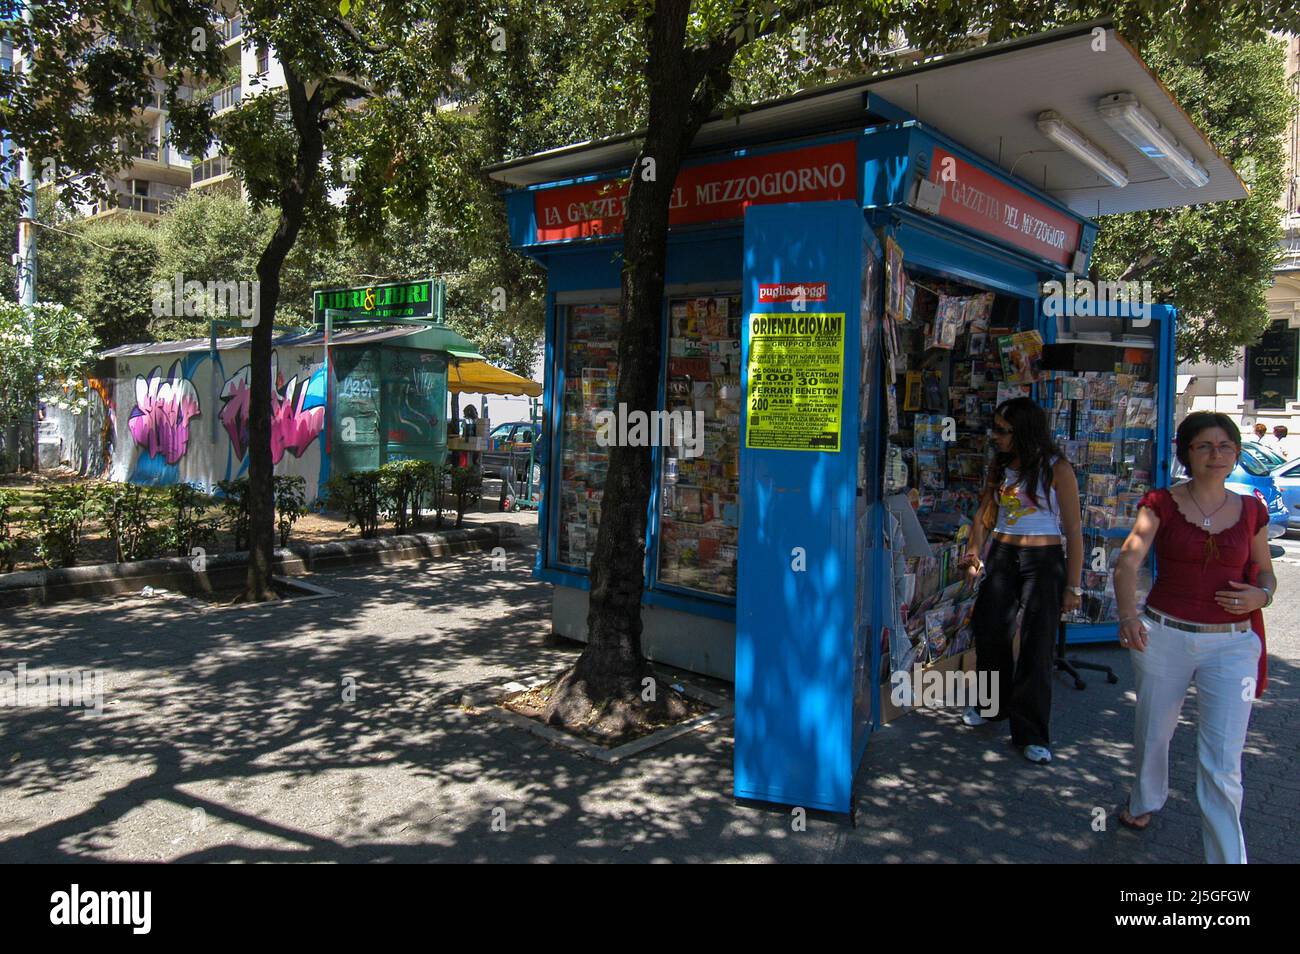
[217,17,243,45]
[127,147,193,185]
[210,84,241,113]
[91,193,165,218]
[191,154,233,186]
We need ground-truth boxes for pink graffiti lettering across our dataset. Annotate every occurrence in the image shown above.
[220,354,325,465]
[128,363,201,464]
[219,366,252,460]
[271,373,326,463]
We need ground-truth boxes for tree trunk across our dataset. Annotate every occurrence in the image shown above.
[243,68,325,601]
[544,0,734,726]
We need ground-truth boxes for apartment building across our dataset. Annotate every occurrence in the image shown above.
[1178,35,1300,428]
[41,11,284,220]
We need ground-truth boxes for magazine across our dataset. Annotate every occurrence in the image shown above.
[886,237,905,319]
[997,330,1044,385]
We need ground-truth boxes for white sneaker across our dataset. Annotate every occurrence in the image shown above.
[961,706,986,727]
[1023,744,1052,764]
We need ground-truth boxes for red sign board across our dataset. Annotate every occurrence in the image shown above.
[758,282,829,303]
[534,140,858,242]
[927,148,1081,267]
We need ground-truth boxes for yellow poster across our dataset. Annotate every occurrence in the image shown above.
[745,312,845,452]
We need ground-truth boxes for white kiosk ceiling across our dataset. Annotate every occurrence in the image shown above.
[486,20,1246,218]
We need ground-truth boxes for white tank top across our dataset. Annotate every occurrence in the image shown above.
[992,456,1063,537]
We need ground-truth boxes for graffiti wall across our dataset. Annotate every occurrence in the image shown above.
[44,345,332,501]
[44,341,448,502]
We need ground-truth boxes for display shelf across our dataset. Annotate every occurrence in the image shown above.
[555,303,620,569]
[655,294,743,598]
[879,251,1030,686]
[1050,359,1157,626]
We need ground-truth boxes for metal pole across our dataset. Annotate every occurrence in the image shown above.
[16,1,39,471]
[15,2,36,307]
[210,318,219,442]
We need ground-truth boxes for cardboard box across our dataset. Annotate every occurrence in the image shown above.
[879,647,976,725]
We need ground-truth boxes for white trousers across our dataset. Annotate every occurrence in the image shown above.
[1128,615,1260,864]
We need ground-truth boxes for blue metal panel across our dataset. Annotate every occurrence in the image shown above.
[534,293,559,578]
[859,125,915,209]
[735,200,866,813]
[504,190,537,249]
[879,208,1046,299]
[664,234,743,286]
[854,227,886,768]
[540,246,624,291]
[1154,304,1177,489]
[643,588,736,621]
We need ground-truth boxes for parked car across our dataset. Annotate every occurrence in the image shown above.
[1171,444,1289,539]
[481,420,542,487]
[1244,440,1287,468]
[1268,455,1300,533]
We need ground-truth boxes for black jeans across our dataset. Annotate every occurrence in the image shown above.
[971,539,1066,747]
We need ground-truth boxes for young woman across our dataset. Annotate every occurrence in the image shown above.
[1112,412,1274,864]
[958,397,1084,764]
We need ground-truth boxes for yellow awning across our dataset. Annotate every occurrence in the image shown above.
[447,359,543,397]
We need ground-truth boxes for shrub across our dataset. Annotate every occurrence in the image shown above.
[0,488,25,573]
[409,460,443,529]
[378,459,425,534]
[166,482,219,557]
[34,483,92,568]
[325,471,382,539]
[426,461,450,529]
[96,483,168,562]
[216,477,251,551]
[273,475,307,548]
[450,466,481,529]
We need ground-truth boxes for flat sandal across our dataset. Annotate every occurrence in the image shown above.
[1118,802,1152,831]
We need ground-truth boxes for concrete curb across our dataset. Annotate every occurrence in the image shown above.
[0,522,525,608]
[461,671,733,764]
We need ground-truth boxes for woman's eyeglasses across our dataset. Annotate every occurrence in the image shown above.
[1189,442,1238,457]
[991,425,1013,436]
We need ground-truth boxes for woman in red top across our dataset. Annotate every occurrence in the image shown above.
[1112,412,1275,864]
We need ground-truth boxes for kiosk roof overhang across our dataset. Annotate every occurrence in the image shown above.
[485,19,1246,218]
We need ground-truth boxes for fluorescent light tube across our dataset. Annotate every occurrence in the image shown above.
[1096,92,1210,189]
[1036,111,1129,188]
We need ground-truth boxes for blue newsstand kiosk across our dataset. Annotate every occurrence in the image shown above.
[495,90,1181,814]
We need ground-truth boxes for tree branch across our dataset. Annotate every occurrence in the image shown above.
[330,14,385,57]
[688,0,836,85]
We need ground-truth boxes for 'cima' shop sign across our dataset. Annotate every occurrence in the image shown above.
[1246,322,1299,410]
[313,279,433,323]
[533,140,858,242]
[926,147,1082,268]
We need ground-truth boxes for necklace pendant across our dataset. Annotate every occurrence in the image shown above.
[1203,518,1212,529]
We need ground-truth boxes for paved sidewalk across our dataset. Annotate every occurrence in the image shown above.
[2,535,1297,863]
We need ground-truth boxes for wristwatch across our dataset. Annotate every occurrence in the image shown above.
[1068,586,1083,597]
